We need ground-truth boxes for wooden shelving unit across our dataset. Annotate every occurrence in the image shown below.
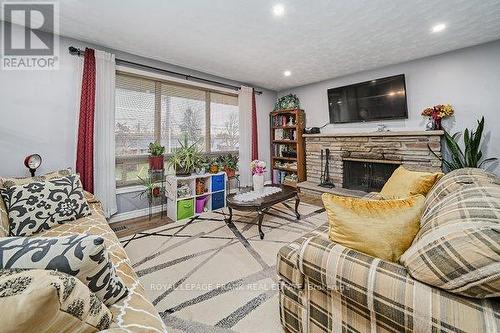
[270,108,306,187]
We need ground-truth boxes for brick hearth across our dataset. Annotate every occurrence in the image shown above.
[303,130,444,188]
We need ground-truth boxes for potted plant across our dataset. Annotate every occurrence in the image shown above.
[208,156,220,174]
[428,116,497,171]
[148,142,165,170]
[166,136,204,176]
[137,174,162,202]
[220,153,238,177]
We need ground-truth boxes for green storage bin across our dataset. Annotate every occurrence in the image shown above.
[177,198,194,220]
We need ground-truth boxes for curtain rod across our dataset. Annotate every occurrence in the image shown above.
[68,46,262,95]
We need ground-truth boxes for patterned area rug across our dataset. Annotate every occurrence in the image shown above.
[119,200,326,333]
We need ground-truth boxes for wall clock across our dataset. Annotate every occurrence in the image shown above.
[24,154,42,177]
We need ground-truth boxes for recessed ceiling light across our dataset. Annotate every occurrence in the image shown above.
[284,70,291,77]
[431,23,446,33]
[273,4,285,17]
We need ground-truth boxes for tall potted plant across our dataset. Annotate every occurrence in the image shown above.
[429,116,497,171]
[148,142,165,170]
[167,136,203,176]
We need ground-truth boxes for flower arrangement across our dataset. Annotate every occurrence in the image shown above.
[421,104,454,130]
[251,160,266,175]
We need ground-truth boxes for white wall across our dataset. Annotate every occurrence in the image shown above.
[0,30,276,215]
[279,40,500,175]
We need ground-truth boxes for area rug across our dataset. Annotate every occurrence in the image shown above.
[119,200,326,333]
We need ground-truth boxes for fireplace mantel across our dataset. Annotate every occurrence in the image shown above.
[303,130,444,138]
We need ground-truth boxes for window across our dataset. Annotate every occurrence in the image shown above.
[210,92,239,152]
[161,83,206,152]
[115,73,239,187]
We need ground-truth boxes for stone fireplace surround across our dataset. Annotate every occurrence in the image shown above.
[299,130,444,196]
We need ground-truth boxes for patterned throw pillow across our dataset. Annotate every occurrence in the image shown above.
[0,235,129,305]
[0,268,112,332]
[0,168,74,237]
[0,174,91,236]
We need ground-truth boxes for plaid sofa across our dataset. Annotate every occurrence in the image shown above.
[277,168,500,333]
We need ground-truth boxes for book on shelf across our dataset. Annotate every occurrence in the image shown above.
[274,128,296,141]
[273,144,297,158]
[272,170,298,185]
[272,114,296,127]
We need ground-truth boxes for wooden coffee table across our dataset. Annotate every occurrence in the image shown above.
[225,185,300,239]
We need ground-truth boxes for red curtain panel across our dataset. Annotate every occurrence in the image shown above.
[251,88,259,160]
[76,48,96,193]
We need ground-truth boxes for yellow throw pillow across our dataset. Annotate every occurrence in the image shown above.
[322,193,425,262]
[380,165,443,199]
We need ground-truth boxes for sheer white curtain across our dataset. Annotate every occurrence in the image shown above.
[238,86,253,187]
[93,50,117,217]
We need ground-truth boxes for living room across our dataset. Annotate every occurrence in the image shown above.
[0,1,499,333]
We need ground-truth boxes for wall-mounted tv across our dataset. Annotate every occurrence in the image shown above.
[328,74,408,124]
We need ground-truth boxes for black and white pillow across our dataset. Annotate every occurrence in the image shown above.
[0,234,128,305]
[0,174,91,236]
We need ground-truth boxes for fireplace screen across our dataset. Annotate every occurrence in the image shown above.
[343,160,399,192]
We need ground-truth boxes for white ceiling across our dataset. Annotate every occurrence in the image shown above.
[39,1,500,90]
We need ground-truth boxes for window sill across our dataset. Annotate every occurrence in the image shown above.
[116,185,145,195]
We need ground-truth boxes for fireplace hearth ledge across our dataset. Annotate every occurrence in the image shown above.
[303,130,444,138]
[298,181,367,198]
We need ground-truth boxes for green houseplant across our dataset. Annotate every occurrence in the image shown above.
[148,142,165,170]
[137,173,161,201]
[208,156,220,174]
[429,116,497,171]
[167,136,204,176]
[220,153,239,177]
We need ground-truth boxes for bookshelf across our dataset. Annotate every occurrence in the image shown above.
[270,108,306,187]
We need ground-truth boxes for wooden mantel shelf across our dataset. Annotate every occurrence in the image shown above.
[303,130,444,138]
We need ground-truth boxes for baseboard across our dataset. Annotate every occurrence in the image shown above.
[108,205,164,224]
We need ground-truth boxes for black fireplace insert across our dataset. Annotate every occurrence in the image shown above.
[343,160,399,192]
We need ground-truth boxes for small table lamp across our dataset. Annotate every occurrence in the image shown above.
[24,154,42,177]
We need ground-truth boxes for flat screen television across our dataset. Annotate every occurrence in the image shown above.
[328,74,408,124]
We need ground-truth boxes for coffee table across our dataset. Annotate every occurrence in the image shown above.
[225,185,300,239]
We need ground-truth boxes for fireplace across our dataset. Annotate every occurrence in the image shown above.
[343,159,400,192]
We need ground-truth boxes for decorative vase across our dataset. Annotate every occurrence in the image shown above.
[432,117,442,130]
[149,155,164,170]
[425,118,434,131]
[253,174,264,192]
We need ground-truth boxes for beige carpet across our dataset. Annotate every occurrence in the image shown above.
[120,200,326,333]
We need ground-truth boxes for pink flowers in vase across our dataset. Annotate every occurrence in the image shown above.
[251,160,266,175]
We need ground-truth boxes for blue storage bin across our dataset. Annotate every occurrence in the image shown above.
[212,191,225,210]
[211,174,225,192]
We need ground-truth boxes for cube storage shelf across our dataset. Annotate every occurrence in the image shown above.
[165,171,227,221]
